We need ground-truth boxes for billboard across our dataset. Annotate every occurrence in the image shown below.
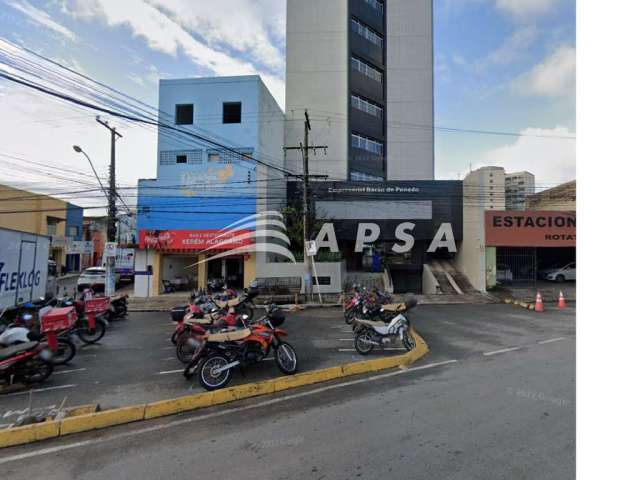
[138,229,254,251]
[485,211,576,247]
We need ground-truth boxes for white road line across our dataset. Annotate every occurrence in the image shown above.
[155,369,183,375]
[483,347,521,356]
[338,338,353,342]
[162,346,175,350]
[338,348,405,352]
[163,357,176,361]
[53,368,87,375]
[1,384,78,398]
[0,359,458,463]
[538,337,566,345]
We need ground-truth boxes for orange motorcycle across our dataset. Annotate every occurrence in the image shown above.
[184,305,298,390]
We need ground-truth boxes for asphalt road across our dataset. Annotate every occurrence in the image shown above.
[0,304,575,479]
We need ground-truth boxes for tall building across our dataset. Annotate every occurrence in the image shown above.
[285,0,434,181]
[134,76,285,297]
[505,171,535,210]
[463,166,506,210]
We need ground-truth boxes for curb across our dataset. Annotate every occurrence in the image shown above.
[0,331,428,449]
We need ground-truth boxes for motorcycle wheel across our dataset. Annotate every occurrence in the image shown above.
[403,331,416,351]
[23,358,53,385]
[354,331,375,355]
[51,338,76,365]
[198,354,233,391]
[170,330,179,345]
[235,304,254,322]
[77,318,107,344]
[275,342,298,375]
[176,336,196,364]
[344,309,355,325]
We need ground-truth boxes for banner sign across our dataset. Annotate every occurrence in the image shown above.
[139,230,254,251]
[485,211,576,247]
[67,240,94,255]
[114,248,135,274]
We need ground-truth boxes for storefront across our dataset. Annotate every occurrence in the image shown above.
[485,210,576,286]
[134,229,255,297]
[296,180,463,293]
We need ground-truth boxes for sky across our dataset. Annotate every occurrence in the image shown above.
[0,0,575,210]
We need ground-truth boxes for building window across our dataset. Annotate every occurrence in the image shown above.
[351,133,383,155]
[364,0,384,13]
[351,56,383,83]
[160,150,202,165]
[223,102,242,124]
[175,104,193,125]
[68,226,79,237]
[351,18,383,48]
[176,155,187,164]
[350,171,384,182]
[46,217,59,236]
[208,153,221,163]
[351,94,383,118]
[313,276,332,286]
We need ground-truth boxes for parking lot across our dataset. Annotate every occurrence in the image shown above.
[0,306,402,425]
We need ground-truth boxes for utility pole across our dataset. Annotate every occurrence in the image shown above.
[95,116,122,296]
[284,109,328,302]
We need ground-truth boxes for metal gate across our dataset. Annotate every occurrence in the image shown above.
[496,247,537,282]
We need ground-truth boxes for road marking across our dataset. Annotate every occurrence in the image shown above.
[155,369,183,375]
[0,359,459,463]
[338,338,353,341]
[538,337,566,345]
[1,384,78,398]
[163,357,176,361]
[483,347,521,356]
[162,346,175,350]
[53,368,87,375]
[338,348,405,352]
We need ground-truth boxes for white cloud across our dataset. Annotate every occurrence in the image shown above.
[495,0,558,20]
[485,26,539,66]
[480,126,576,185]
[512,45,575,97]
[59,0,285,108]
[9,0,77,41]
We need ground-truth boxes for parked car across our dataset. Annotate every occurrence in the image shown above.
[545,262,576,282]
[496,264,513,284]
[77,267,120,292]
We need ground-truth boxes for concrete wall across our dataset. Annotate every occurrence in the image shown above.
[285,0,349,179]
[0,185,67,237]
[422,263,438,295]
[386,0,434,180]
[133,249,155,298]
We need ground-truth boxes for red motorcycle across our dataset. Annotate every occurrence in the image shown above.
[0,340,53,389]
[184,305,298,390]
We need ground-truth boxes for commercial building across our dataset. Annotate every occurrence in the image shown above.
[0,183,83,274]
[134,76,285,297]
[454,168,575,291]
[285,0,434,181]
[505,171,535,210]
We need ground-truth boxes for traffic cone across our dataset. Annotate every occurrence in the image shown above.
[535,291,544,312]
[558,291,566,309]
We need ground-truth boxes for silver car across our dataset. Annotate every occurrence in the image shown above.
[545,262,576,282]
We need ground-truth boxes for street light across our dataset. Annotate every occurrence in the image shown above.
[72,145,109,201]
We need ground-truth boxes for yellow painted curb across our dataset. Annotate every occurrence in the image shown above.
[60,405,146,436]
[1,330,429,448]
[0,420,60,448]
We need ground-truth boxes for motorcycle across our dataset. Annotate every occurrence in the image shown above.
[0,324,53,388]
[184,305,298,390]
[352,296,418,355]
[344,285,394,325]
[174,307,241,363]
[56,292,109,344]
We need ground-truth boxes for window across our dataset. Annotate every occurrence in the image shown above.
[176,155,187,164]
[313,276,331,286]
[175,104,193,125]
[351,133,383,155]
[68,226,79,237]
[208,153,221,163]
[364,0,384,13]
[223,102,242,124]
[46,217,59,236]
[351,56,383,83]
[351,94,383,118]
[350,171,384,182]
[351,18,383,48]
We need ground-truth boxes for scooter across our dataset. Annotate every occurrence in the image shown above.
[352,296,418,354]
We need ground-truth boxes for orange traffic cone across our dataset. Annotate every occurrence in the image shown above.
[558,291,566,309]
[535,291,544,312]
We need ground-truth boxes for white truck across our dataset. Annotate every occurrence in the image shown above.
[0,227,51,310]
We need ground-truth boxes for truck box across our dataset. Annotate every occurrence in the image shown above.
[0,227,51,310]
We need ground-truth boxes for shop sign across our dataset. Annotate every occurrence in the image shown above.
[139,229,254,251]
[485,211,576,247]
[67,240,94,255]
